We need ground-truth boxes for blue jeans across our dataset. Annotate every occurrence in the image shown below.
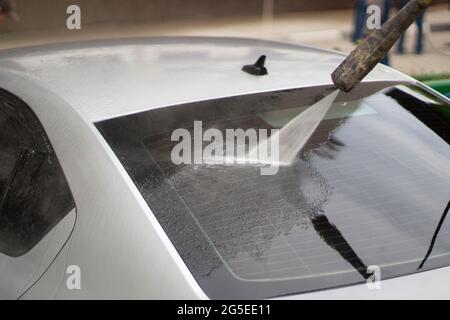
[381,0,392,65]
[382,0,392,24]
[353,0,367,42]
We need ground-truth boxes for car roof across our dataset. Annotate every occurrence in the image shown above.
[0,37,413,122]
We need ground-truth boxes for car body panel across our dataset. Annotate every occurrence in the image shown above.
[0,37,411,122]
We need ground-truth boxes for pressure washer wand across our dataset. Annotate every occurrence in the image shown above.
[332,0,432,92]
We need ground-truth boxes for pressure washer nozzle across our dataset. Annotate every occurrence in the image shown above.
[332,0,432,92]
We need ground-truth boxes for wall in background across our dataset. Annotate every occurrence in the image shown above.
[1,0,447,32]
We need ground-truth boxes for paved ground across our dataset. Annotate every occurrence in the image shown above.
[1,4,449,76]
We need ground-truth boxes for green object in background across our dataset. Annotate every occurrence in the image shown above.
[414,73,450,82]
[423,79,450,97]
[414,73,450,97]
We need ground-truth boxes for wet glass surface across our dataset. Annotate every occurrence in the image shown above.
[0,89,75,257]
[96,84,450,299]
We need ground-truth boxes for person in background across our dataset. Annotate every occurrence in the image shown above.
[353,0,391,43]
[0,0,18,25]
[352,0,368,43]
[381,0,392,24]
[353,0,392,65]
[397,0,425,54]
[379,0,392,65]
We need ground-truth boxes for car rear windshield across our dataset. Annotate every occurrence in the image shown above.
[96,83,450,299]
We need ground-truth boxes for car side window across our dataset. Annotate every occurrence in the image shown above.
[0,89,75,257]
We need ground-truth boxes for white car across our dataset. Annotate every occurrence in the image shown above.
[0,37,449,299]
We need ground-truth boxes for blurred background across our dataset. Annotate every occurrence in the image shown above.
[0,0,449,88]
